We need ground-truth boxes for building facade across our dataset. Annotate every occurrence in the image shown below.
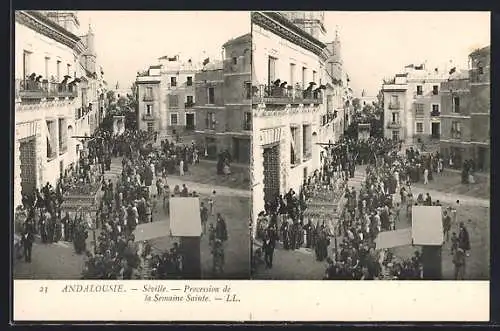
[439,46,490,171]
[251,11,331,235]
[136,56,198,139]
[193,34,252,164]
[382,64,449,144]
[14,10,104,208]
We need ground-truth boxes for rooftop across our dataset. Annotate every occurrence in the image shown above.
[223,33,251,47]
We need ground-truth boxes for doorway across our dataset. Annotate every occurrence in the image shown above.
[19,137,37,197]
[186,113,195,130]
[431,122,440,139]
[263,144,280,205]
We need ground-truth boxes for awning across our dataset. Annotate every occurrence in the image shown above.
[169,197,202,237]
[375,228,412,250]
[133,221,170,242]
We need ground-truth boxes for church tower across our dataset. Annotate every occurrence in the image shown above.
[44,11,80,35]
[280,11,327,41]
[325,27,343,82]
[83,24,97,74]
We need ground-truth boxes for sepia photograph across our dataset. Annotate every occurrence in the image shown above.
[250,11,490,281]
[13,10,251,280]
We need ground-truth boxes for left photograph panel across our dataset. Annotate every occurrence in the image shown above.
[13,10,252,280]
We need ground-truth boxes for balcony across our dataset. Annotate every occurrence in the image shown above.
[252,84,323,105]
[142,113,155,121]
[415,110,425,118]
[16,79,78,100]
[450,130,462,139]
[388,102,401,110]
[185,124,195,131]
[185,102,195,109]
[430,110,441,117]
[143,95,154,102]
[387,121,401,129]
[243,122,252,131]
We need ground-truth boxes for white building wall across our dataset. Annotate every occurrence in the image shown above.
[252,24,323,87]
[15,22,77,81]
[252,22,325,231]
[14,19,81,208]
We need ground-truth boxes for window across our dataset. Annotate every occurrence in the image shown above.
[416,122,423,133]
[170,113,178,125]
[433,85,439,95]
[391,112,399,123]
[302,67,307,89]
[268,56,276,85]
[46,120,57,159]
[391,95,399,104]
[147,122,154,133]
[206,112,216,129]
[244,82,251,99]
[290,126,300,165]
[168,94,179,108]
[312,70,317,84]
[145,104,153,115]
[431,104,440,115]
[453,96,460,113]
[208,87,215,104]
[416,85,423,95]
[145,87,153,100]
[186,76,193,86]
[170,76,177,87]
[44,57,50,80]
[302,124,312,159]
[232,57,237,65]
[392,130,400,141]
[56,60,61,81]
[243,112,252,131]
[67,64,71,76]
[23,51,31,80]
[290,63,296,86]
[415,103,424,117]
[58,118,67,153]
[451,121,461,139]
[186,95,194,104]
[478,62,484,75]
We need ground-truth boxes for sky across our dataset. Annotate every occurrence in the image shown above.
[75,11,489,96]
[77,11,250,91]
[323,11,490,96]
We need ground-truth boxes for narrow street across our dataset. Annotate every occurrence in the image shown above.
[14,157,251,279]
[253,165,490,280]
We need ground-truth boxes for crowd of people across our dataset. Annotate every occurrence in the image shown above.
[15,122,233,279]
[255,136,473,280]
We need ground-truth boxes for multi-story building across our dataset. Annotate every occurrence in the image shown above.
[194,34,252,164]
[251,11,331,235]
[14,10,104,208]
[439,45,490,171]
[382,64,449,144]
[136,56,198,138]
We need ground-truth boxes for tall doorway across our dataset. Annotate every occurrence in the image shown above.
[431,122,440,139]
[19,137,37,197]
[232,138,250,164]
[185,113,195,130]
[262,144,280,205]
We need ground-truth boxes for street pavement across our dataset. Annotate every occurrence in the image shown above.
[14,157,251,280]
[253,165,490,280]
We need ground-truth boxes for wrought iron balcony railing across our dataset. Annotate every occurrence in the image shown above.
[387,121,401,129]
[252,84,323,105]
[388,102,401,110]
[185,102,195,108]
[16,79,78,100]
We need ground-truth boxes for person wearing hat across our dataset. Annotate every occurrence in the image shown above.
[453,248,466,280]
[458,221,471,257]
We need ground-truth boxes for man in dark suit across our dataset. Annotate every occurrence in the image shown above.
[21,224,35,263]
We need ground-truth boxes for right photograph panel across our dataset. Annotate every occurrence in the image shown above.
[250,11,491,280]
